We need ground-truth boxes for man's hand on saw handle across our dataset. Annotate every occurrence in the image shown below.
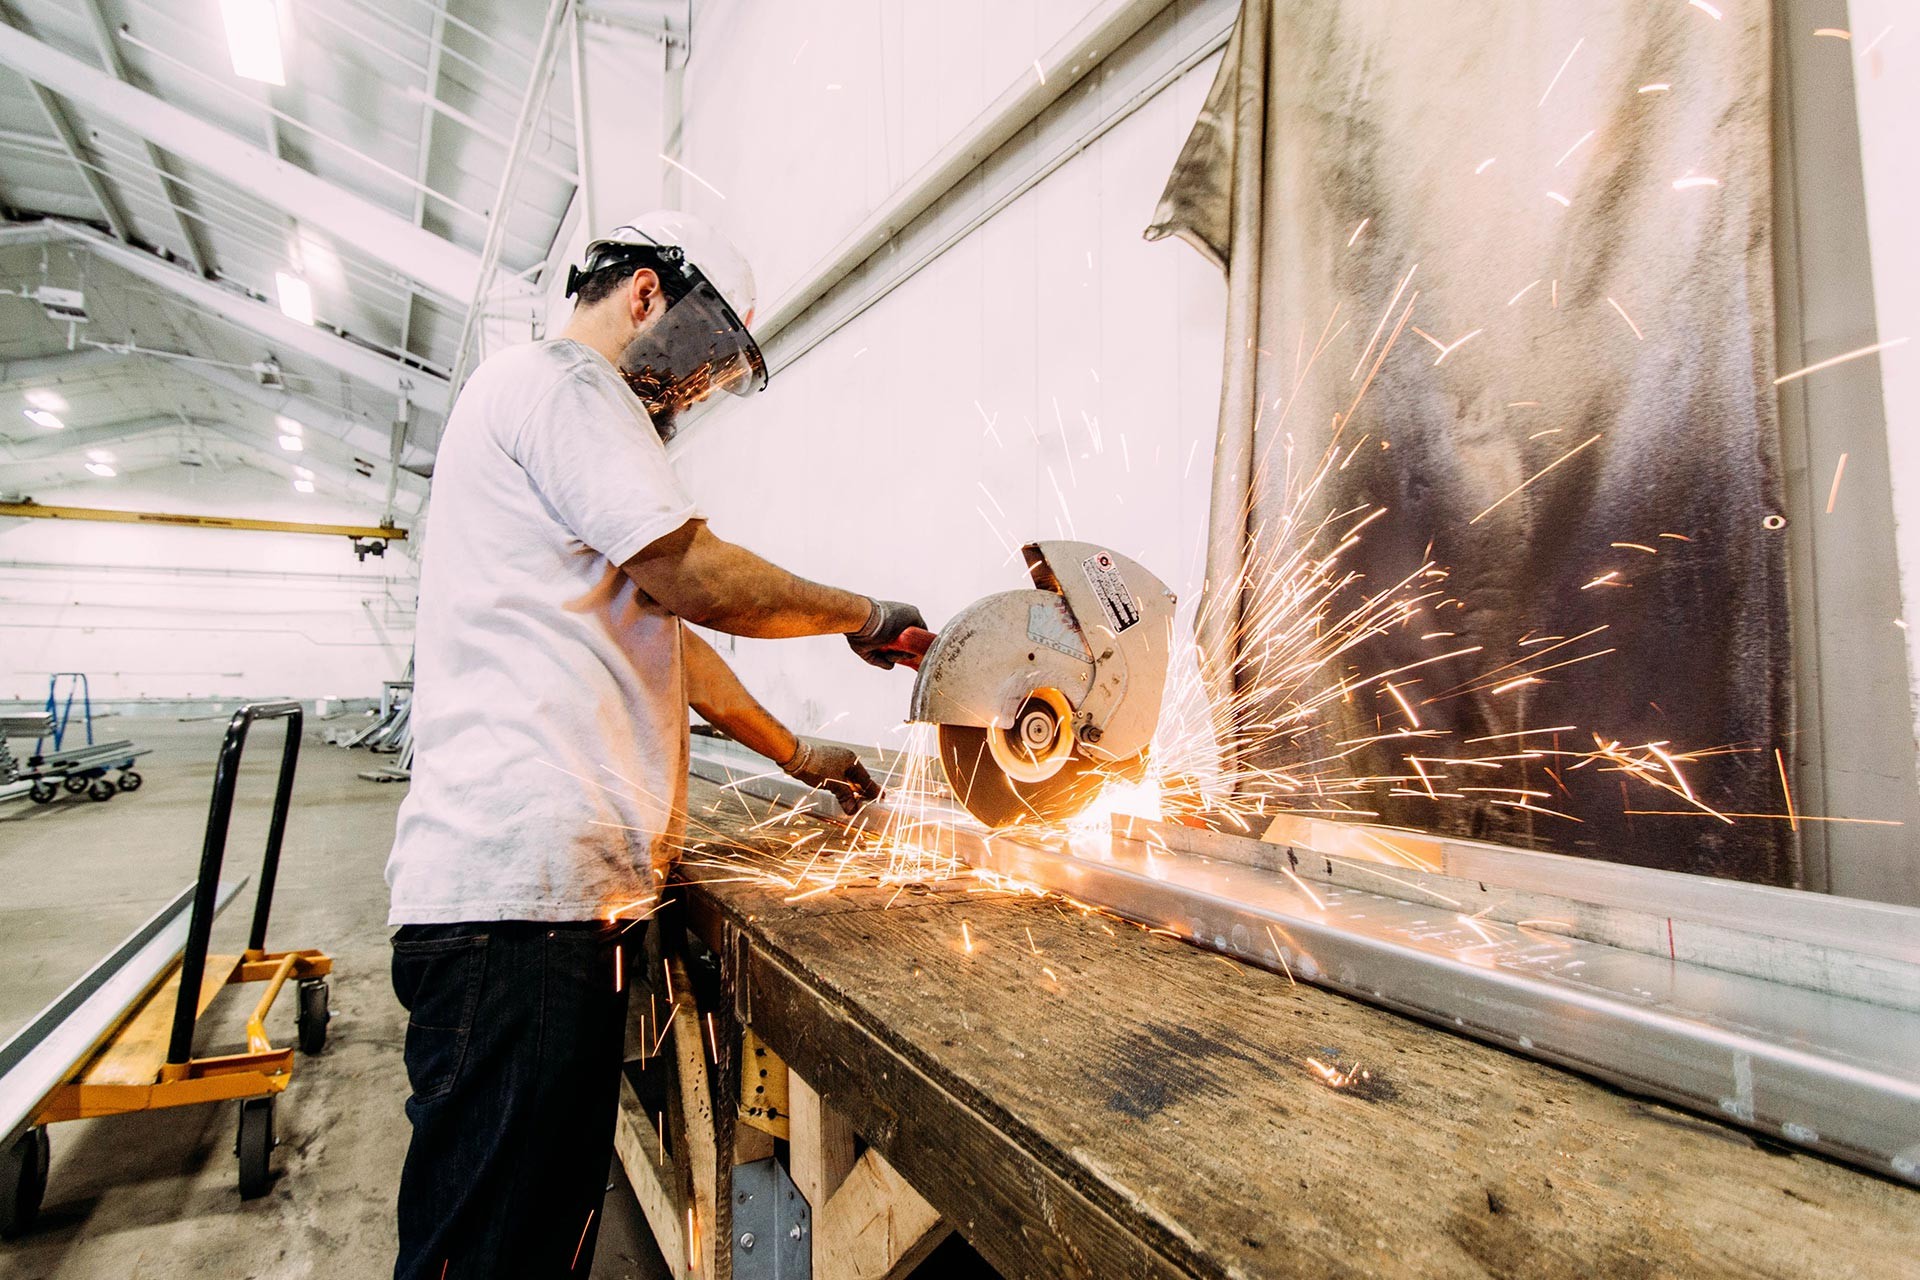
[848,599,929,669]
[781,737,882,814]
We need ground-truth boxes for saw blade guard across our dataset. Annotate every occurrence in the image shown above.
[907,589,1095,735]
[1019,540,1177,762]
[907,541,1177,760]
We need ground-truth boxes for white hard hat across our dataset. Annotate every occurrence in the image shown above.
[580,210,758,327]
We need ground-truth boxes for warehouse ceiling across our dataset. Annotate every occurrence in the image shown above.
[0,0,654,520]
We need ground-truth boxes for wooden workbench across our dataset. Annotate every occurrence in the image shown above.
[628,777,1918,1279]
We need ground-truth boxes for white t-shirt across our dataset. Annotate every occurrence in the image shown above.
[386,339,698,924]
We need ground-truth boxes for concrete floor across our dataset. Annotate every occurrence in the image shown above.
[0,716,665,1278]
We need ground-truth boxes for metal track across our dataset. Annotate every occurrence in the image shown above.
[0,879,242,1144]
[687,737,1920,1186]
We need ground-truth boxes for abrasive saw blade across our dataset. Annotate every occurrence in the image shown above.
[937,723,1143,829]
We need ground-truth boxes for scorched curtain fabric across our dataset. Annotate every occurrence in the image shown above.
[1148,0,1793,884]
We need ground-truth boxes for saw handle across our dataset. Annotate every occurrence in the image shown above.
[879,626,937,671]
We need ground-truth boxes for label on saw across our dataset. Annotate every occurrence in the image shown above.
[1027,600,1092,660]
[1081,552,1141,633]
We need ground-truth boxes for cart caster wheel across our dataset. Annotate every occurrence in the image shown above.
[87,779,115,802]
[296,979,330,1055]
[117,771,143,792]
[28,782,55,805]
[0,1125,50,1239]
[236,1097,275,1199]
[62,776,87,794]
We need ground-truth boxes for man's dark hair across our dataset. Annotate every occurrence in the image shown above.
[570,247,694,310]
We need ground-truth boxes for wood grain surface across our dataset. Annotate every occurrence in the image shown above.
[677,778,1920,1279]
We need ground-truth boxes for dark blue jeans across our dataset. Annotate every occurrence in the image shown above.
[391,920,636,1279]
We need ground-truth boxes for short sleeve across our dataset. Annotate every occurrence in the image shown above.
[510,355,699,564]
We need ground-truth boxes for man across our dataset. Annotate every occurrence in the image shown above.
[384,212,925,1278]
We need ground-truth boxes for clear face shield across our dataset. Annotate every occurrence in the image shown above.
[615,278,768,441]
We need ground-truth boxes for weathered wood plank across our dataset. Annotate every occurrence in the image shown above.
[666,955,719,1278]
[672,776,1920,1279]
[614,1075,688,1280]
[787,1068,858,1215]
[814,1147,949,1280]
[739,1027,791,1140]
[80,954,240,1086]
[686,875,1920,1279]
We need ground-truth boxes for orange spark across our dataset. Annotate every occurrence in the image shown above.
[1639,83,1672,93]
[1625,811,1902,825]
[1672,175,1722,190]
[1465,725,1578,743]
[1470,433,1603,523]
[1433,328,1484,365]
[1384,680,1422,728]
[1775,748,1798,833]
[1347,217,1370,247]
[1690,0,1723,19]
[1556,130,1596,166]
[961,921,974,954]
[1827,453,1849,513]
[1606,296,1646,340]
[1508,281,1541,306]
[1775,337,1909,385]
[1546,191,1572,207]
[571,1211,597,1270]
[1539,38,1585,107]
[658,153,728,201]
[1281,866,1327,911]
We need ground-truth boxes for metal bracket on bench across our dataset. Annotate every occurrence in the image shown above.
[731,1156,811,1279]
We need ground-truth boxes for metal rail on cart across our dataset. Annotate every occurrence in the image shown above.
[0,701,335,1234]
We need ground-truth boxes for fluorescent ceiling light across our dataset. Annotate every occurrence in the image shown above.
[278,434,304,451]
[221,0,286,86]
[293,465,314,479]
[22,409,64,430]
[275,413,304,436]
[25,388,67,413]
[85,461,116,477]
[293,478,316,493]
[275,272,313,325]
[86,448,116,464]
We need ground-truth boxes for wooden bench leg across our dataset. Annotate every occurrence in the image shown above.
[790,1066,950,1279]
[618,924,949,1278]
[788,1070,857,1213]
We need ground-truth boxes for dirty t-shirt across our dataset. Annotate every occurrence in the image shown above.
[387,338,695,924]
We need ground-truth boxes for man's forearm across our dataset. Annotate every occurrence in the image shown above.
[683,629,799,763]
[625,520,871,639]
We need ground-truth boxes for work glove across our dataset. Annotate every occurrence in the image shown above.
[848,598,928,669]
[781,737,883,815]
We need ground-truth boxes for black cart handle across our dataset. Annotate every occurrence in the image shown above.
[166,701,304,1069]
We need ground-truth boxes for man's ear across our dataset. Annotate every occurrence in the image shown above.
[629,268,663,324]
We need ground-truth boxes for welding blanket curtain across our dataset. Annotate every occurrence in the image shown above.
[1149,0,1794,884]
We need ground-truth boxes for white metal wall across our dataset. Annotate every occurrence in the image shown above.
[660,2,1226,747]
[0,469,416,703]
[1851,9,1920,744]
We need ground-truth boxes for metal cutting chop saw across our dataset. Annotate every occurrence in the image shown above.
[891,540,1178,828]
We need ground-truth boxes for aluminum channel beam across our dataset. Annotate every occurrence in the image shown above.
[0,878,241,1144]
[687,737,1920,1185]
